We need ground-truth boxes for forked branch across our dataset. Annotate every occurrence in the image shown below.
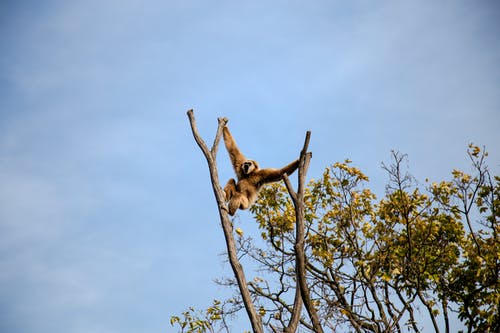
[283,131,324,333]
[186,110,263,333]
[187,110,318,333]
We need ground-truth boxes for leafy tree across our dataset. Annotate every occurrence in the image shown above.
[178,111,499,333]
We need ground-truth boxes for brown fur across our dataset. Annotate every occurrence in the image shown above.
[222,126,299,215]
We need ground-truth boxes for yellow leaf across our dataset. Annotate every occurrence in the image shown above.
[258,306,266,316]
[235,228,244,237]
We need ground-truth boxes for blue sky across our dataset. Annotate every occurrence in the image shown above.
[0,1,499,332]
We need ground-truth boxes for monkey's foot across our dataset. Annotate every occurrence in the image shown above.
[221,204,229,213]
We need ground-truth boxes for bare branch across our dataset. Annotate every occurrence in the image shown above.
[282,174,297,202]
[284,130,324,333]
[298,131,312,196]
[212,117,228,156]
[186,110,263,333]
[417,290,440,333]
[300,131,311,157]
[187,109,213,160]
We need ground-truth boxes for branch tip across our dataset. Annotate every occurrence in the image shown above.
[302,131,311,153]
[218,117,229,126]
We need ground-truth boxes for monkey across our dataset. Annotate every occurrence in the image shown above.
[222,125,300,216]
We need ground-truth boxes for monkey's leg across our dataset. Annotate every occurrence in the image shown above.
[223,178,237,202]
[229,193,247,216]
[238,196,250,210]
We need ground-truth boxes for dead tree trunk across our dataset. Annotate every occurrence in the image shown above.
[187,110,263,333]
[283,132,325,333]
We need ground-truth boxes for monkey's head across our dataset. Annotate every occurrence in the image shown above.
[242,160,259,175]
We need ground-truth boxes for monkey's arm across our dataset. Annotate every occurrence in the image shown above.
[259,159,300,184]
[223,126,247,178]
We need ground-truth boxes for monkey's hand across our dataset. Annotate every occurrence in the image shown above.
[220,204,229,214]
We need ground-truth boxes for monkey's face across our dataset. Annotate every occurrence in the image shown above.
[242,160,258,175]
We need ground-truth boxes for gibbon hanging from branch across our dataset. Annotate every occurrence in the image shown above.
[222,125,299,215]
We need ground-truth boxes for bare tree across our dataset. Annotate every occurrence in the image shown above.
[186,110,316,333]
[187,110,263,333]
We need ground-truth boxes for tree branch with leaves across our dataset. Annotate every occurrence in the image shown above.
[175,112,499,333]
